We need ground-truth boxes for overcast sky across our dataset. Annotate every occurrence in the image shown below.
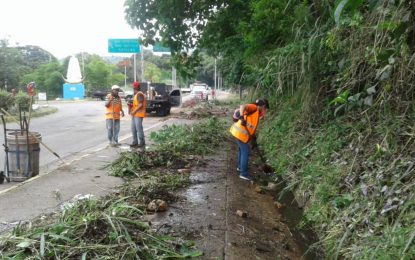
[0,0,140,58]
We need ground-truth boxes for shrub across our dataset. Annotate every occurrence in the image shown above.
[14,92,31,112]
[0,90,15,111]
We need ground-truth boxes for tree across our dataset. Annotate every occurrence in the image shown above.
[125,0,220,78]
[0,39,60,92]
[144,62,162,83]
[147,54,171,71]
[16,45,57,69]
[124,0,252,83]
[0,40,28,90]
[20,61,65,98]
[84,55,117,90]
[123,1,316,86]
[195,52,215,86]
[125,0,213,52]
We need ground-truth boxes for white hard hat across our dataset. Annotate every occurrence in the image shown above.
[111,85,120,90]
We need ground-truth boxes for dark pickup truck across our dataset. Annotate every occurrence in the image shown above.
[126,82,181,116]
[92,90,109,100]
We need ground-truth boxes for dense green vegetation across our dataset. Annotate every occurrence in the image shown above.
[0,42,209,98]
[126,0,415,258]
[0,43,127,98]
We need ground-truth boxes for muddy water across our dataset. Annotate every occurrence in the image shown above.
[143,154,228,258]
[250,146,322,259]
[143,146,319,259]
[269,183,322,259]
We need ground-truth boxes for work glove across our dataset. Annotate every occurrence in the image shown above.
[239,116,247,126]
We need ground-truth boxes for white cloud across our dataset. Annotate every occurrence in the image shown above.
[0,0,140,58]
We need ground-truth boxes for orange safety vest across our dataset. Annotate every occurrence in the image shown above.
[229,105,260,143]
[105,96,123,120]
[132,91,147,118]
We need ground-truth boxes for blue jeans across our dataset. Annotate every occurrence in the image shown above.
[237,140,250,176]
[131,117,145,145]
[106,119,120,143]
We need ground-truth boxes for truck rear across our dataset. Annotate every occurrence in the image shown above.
[126,82,181,116]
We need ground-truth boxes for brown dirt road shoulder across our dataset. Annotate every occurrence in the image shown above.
[142,144,308,259]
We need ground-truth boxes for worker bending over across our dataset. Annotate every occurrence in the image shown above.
[230,99,269,181]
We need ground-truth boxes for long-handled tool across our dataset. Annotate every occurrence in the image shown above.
[251,137,264,161]
[112,97,115,144]
[251,137,274,173]
[1,108,68,165]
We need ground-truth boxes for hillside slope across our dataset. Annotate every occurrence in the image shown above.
[253,1,415,258]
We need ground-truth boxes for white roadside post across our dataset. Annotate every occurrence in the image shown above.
[214,58,217,99]
[172,67,177,88]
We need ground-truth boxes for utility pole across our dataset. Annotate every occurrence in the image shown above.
[133,53,137,82]
[172,67,177,88]
[141,48,145,81]
[214,58,217,92]
[124,64,127,89]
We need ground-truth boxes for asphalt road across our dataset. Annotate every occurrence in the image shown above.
[0,100,168,174]
[0,90,231,178]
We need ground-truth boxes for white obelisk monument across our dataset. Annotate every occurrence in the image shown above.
[63,56,85,100]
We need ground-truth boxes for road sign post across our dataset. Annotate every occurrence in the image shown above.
[108,39,140,84]
[108,39,140,53]
[153,42,171,53]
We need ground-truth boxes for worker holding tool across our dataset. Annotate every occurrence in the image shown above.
[130,82,147,148]
[229,99,269,181]
[105,85,124,146]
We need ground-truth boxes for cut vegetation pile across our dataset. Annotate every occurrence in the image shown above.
[175,101,234,120]
[0,117,228,259]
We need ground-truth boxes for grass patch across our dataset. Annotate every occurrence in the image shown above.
[110,117,228,178]
[29,106,58,118]
[0,106,58,124]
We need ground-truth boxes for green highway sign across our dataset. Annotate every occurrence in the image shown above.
[153,42,171,52]
[108,39,140,53]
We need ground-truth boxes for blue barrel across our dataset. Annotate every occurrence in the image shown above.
[6,131,41,182]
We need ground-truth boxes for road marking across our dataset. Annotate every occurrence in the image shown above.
[0,175,43,196]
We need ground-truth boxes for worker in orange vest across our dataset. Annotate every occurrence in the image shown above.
[105,85,125,146]
[130,82,147,148]
[229,99,269,181]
